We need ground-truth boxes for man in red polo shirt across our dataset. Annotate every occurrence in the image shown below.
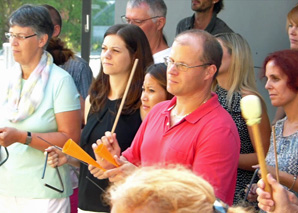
[90,29,240,205]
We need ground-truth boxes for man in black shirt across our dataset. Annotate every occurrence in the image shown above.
[176,0,233,35]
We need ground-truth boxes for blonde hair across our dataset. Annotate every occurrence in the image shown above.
[105,166,252,213]
[287,5,298,30]
[213,33,263,109]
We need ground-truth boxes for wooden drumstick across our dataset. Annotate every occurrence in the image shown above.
[240,95,272,194]
[92,59,139,168]
[111,58,139,134]
[272,125,280,183]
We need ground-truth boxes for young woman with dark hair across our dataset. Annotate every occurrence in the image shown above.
[140,63,173,120]
[46,24,153,212]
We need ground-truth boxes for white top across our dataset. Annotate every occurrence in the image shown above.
[0,63,80,199]
[153,47,172,64]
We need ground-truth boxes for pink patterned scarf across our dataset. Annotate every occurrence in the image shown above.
[5,51,52,122]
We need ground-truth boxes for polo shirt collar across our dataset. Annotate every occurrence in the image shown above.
[163,93,220,124]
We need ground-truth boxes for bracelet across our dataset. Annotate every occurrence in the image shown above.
[289,175,297,191]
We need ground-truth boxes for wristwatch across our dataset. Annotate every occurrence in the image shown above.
[25,132,32,145]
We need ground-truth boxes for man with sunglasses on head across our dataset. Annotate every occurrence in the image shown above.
[122,0,171,63]
[89,29,240,206]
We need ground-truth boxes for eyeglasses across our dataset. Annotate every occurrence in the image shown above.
[164,57,212,72]
[42,152,64,193]
[121,15,161,25]
[5,32,37,40]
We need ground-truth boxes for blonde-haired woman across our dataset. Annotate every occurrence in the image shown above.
[105,166,253,213]
[213,32,271,205]
[287,4,298,50]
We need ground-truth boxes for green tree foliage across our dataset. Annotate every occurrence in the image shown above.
[0,0,82,53]
[0,0,115,55]
[0,0,23,49]
[91,0,114,54]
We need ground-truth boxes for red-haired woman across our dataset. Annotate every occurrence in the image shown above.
[248,49,298,202]
[263,49,298,195]
[272,5,298,124]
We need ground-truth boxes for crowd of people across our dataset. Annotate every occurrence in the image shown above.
[213,32,271,205]
[0,1,297,213]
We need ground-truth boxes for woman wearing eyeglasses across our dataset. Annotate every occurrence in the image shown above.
[213,33,271,206]
[0,4,81,213]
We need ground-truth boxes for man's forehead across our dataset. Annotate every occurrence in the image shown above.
[175,34,203,47]
[126,2,149,13]
[171,39,202,61]
[126,9,150,19]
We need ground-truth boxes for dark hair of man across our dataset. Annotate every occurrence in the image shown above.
[145,63,173,100]
[42,4,62,28]
[262,49,298,92]
[89,24,154,115]
[42,4,74,65]
[9,4,54,47]
[47,37,74,65]
[128,0,167,17]
[176,29,222,78]
[214,0,224,14]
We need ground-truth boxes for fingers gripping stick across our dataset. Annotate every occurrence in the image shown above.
[94,59,139,167]
[94,143,118,167]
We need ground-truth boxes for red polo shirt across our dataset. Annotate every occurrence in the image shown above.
[123,93,240,205]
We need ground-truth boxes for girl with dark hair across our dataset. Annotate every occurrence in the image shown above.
[140,63,173,120]
[46,24,153,212]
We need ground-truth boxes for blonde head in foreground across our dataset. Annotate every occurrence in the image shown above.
[105,166,253,213]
